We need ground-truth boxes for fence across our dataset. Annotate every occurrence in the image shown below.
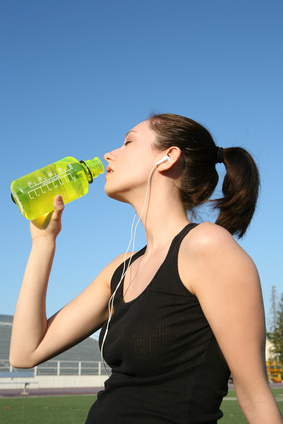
[0,359,110,377]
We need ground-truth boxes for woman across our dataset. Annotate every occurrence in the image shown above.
[10,114,282,423]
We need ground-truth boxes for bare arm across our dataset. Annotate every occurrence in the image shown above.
[179,222,283,424]
[10,196,119,368]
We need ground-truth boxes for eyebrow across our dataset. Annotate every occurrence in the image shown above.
[125,130,138,138]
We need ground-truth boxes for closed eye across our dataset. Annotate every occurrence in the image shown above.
[124,140,132,146]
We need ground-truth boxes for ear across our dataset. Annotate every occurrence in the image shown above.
[155,147,182,171]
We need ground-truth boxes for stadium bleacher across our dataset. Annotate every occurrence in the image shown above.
[0,314,102,363]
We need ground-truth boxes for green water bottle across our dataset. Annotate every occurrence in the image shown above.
[11,156,104,221]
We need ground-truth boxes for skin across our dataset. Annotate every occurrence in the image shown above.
[10,120,282,423]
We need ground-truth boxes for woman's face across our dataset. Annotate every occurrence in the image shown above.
[104,120,160,203]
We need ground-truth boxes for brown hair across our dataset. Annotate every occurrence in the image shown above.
[149,113,260,238]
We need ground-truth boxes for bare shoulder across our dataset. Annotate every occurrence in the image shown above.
[98,251,134,287]
[183,221,253,261]
[186,221,239,250]
[179,222,259,294]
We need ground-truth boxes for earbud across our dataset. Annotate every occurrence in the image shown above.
[155,156,170,166]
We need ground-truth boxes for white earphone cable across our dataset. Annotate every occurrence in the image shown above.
[100,163,158,376]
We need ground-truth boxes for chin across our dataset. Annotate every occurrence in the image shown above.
[104,186,129,204]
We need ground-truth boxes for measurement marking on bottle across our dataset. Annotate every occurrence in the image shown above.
[27,164,75,199]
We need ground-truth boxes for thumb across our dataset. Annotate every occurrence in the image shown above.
[52,195,65,219]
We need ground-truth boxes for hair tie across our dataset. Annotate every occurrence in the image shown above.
[216,147,224,164]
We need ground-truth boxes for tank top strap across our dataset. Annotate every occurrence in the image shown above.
[171,222,198,250]
[163,223,198,276]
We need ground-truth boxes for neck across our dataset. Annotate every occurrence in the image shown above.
[130,176,189,253]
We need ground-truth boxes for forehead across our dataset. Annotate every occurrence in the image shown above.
[126,120,155,140]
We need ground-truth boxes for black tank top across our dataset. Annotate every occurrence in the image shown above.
[85,223,230,424]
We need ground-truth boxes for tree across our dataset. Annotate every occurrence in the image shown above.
[268,285,278,334]
[267,291,283,364]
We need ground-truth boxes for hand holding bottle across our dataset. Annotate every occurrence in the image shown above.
[30,195,65,240]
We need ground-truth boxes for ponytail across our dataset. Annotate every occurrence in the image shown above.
[214,147,260,238]
[149,113,260,238]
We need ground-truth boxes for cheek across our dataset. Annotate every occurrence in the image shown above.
[122,157,148,179]
[104,166,149,201]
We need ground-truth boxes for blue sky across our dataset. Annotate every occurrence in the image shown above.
[1,0,282,332]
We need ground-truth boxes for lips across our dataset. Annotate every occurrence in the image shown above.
[106,166,114,174]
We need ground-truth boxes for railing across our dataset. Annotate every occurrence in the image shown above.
[0,359,110,376]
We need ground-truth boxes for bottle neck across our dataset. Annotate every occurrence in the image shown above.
[80,160,94,183]
[80,158,104,183]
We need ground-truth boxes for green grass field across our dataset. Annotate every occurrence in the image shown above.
[0,388,282,423]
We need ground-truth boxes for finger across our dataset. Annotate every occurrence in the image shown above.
[52,195,65,220]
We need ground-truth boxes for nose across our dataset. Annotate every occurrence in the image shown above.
[104,147,119,162]
[104,151,113,162]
